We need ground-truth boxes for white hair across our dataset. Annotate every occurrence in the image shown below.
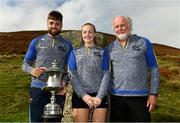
[112,16,133,32]
[124,16,133,32]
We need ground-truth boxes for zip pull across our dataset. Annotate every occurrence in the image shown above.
[52,38,55,47]
[87,48,91,57]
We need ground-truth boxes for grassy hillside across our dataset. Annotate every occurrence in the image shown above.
[0,31,180,122]
[0,55,29,121]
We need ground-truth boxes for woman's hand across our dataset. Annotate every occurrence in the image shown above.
[82,94,93,108]
[92,97,102,108]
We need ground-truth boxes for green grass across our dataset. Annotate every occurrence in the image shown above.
[0,55,180,122]
[151,56,180,121]
[0,55,30,122]
[151,84,180,121]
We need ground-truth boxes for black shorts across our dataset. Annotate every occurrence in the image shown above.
[72,92,108,108]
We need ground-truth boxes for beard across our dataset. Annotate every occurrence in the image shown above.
[116,33,129,41]
[48,28,60,37]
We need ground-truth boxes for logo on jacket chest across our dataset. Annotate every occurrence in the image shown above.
[94,51,102,57]
[57,46,65,52]
[132,45,142,51]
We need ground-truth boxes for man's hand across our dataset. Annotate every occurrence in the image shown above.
[57,80,67,95]
[31,67,47,78]
[146,95,157,112]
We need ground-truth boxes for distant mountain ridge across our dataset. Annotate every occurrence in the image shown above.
[0,30,180,55]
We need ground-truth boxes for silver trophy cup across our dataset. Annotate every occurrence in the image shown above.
[42,60,71,119]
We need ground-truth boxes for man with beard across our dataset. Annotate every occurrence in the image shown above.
[108,16,160,122]
[22,10,73,122]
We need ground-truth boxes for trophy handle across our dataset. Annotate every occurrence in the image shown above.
[62,71,72,82]
[67,71,72,82]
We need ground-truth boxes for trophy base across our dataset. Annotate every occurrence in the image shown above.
[43,115,63,122]
[42,114,63,119]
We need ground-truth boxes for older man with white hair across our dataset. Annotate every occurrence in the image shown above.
[108,16,160,122]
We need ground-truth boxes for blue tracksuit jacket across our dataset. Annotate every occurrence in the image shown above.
[108,34,160,96]
[68,46,110,99]
[22,34,73,88]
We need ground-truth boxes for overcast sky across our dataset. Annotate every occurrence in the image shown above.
[0,0,180,48]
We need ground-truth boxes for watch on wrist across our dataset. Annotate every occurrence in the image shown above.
[150,93,158,97]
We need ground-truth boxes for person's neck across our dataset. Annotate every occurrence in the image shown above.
[85,42,95,48]
[118,39,128,48]
[48,33,60,38]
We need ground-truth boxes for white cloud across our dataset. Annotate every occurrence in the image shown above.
[0,0,180,48]
[0,0,65,31]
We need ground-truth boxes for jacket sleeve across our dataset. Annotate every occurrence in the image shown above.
[97,48,110,99]
[22,39,37,74]
[65,40,73,65]
[145,39,160,94]
[62,41,73,81]
[68,50,86,97]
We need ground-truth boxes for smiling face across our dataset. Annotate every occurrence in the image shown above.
[112,16,131,41]
[81,24,96,47]
[47,19,62,37]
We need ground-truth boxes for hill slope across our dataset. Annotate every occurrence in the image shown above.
[0,30,179,55]
[0,31,180,121]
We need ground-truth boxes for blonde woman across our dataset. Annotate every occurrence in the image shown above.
[68,23,110,122]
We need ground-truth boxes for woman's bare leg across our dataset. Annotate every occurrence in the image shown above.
[72,108,89,122]
[92,108,107,122]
